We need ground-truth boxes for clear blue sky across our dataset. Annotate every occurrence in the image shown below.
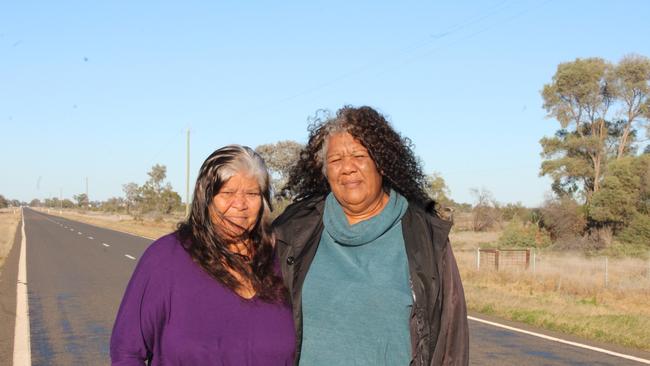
[2,0,649,206]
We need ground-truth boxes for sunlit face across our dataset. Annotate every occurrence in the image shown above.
[211,173,263,237]
[325,132,385,217]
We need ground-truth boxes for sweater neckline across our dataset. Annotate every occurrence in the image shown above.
[323,189,408,246]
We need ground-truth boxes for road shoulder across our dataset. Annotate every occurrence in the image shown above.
[468,311,650,362]
[0,221,22,361]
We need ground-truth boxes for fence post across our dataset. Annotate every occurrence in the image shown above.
[495,250,500,271]
[604,256,609,288]
[525,248,531,270]
[476,248,481,271]
[532,248,536,274]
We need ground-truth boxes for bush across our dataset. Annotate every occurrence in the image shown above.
[618,213,650,247]
[540,196,587,241]
[500,202,532,222]
[498,218,551,248]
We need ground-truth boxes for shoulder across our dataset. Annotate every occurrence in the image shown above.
[404,203,453,247]
[135,232,187,274]
[272,195,325,229]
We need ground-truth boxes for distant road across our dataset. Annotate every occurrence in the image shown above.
[2,208,649,365]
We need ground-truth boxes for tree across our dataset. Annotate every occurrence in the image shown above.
[140,164,182,214]
[255,141,303,195]
[0,194,8,208]
[73,193,89,208]
[122,182,141,214]
[424,172,451,204]
[613,54,650,159]
[589,156,642,230]
[541,57,616,201]
[29,199,41,207]
[470,188,501,232]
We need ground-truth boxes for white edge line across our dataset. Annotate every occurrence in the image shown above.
[125,254,136,260]
[468,315,650,364]
[13,208,32,365]
[102,243,110,247]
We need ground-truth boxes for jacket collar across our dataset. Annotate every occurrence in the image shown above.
[274,195,326,257]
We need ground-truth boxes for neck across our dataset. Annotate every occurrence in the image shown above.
[342,191,390,225]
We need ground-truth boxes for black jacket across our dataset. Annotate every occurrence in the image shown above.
[273,196,469,366]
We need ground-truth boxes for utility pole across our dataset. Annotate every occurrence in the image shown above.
[186,128,191,217]
[59,188,63,213]
[86,177,89,209]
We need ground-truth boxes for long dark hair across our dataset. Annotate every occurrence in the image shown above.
[285,105,436,213]
[177,145,287,303]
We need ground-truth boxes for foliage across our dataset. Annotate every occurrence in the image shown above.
[612,54,650,159]
[255,140,303,195]
[589,156,643,228]
[617,213,650,248]
[540,56,650,203]
[500,202,531,222]
[539,196,587,241]
[122,165,183,215]
[424,172,451,207]
[0,195,7,208]
[497,218,551,248]
[73,193,89,207]
[44,197,75,208]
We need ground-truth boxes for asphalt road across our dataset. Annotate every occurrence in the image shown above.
[21,208,151,365]
[1,208,649,365]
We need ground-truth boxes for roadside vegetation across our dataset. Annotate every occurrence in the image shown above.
[0,207,21,272]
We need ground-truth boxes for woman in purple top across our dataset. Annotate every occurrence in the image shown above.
[110,145,295,366]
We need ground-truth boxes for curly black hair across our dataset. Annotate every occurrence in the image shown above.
[284,105,436,213]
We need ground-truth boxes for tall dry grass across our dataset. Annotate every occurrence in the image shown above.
[0,208,21,271]
[456,249,650,350]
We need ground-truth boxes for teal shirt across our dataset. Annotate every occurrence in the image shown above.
[301,190,412,365]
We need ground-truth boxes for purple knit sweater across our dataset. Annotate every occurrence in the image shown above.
[110,234,295,365]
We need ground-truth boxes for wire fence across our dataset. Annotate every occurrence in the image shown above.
[464,248,650,291]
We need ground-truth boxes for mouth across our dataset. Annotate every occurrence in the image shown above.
[341,180,362,187]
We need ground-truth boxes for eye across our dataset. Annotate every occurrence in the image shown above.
[219,191,235,197]
[246,192,261,198]
[327,157,342,164]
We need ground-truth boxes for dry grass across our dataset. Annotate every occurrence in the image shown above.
[450,230,501,250]
[0,208,21,271]
[42,208,175,239]
[456,249,650,350]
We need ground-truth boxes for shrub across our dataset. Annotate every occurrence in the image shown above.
[618,213,650,247]
[498,218,551,248]
[540,196,587,241]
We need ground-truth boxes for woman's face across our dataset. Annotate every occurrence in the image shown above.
[325,132,384,215]
[211,172,263,236]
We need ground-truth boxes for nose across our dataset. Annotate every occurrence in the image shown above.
[230,192,249,210]
[340,156,357,174]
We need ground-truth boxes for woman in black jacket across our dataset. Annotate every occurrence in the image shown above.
[274,106,469,366]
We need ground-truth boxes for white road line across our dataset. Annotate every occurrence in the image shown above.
[69,228,74,231]
[13,208,32,365]
[77,232,82,235]
[87,236,94,240]
[125,254,136,260]
[102,243,110,247]
[468,316,650,364]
